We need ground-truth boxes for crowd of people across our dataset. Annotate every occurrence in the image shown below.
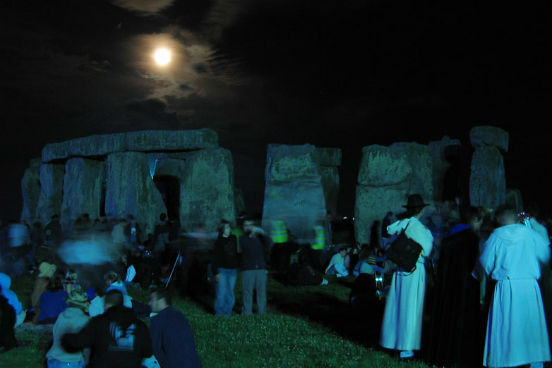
[1,193,552,368]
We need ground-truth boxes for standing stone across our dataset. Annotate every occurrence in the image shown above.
[234,187,246,217]
[20,158,42,225]
[319,166,340,217]
[60,158,105,232]
[262,144,328,244]
[470,126,509,209]
[354,143,434,245]
[178,148,236,232]
[105,152,167,241]
[428,137,462,202]
[506,188,523,213]
[35,164,65,225]
[314,147,342,217]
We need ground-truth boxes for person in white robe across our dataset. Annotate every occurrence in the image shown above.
[479,206,551,368]
[380,194,434,360]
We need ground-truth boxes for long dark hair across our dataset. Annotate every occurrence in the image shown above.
[217,220,231,237]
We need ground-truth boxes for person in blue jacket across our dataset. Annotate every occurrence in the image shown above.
[149,288,201,368]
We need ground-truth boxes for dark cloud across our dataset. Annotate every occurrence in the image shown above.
[111,0,176,15]
[0,0,550,220]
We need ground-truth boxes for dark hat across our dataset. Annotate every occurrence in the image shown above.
[402,194,430,209]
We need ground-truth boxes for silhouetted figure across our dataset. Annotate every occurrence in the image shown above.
[0,287,17,352]
[423,206,484,367]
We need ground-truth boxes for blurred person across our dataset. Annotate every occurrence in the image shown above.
[380,194,433,361]
[46,287,91,368]
[149,288,202,368]
[37,274,67,324]
[286,247,328,286]
[30,261,57,322]
[479,205,551,368]
[62,289,153,368]
[212,220,239,316]
[112,218,129,248]
[240,217,270,315]
[44,214,62,247]
[0,284,17,351]
[0,272,26,327]
[89,271,133,317]
[125,215,140,248]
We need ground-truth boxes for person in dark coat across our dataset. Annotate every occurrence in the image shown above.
[149,288,201,368]
[239,218,271,315]
[423,206,484,367]
[62,290,153,368]
[212,220,239,316]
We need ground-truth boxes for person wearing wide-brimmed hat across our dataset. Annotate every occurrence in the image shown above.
[46,287,91,368]
[380,194,434,360]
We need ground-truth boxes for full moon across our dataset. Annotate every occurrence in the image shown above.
[153,48,171,66]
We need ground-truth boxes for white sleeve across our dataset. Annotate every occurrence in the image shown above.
[479,233,498,276]
[532,228,551,264]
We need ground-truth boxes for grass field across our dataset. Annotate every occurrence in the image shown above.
[0,272,435,368]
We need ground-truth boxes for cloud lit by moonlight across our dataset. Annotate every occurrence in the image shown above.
[154,48,171,66]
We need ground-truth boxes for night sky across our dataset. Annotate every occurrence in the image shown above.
[1,0,550,222]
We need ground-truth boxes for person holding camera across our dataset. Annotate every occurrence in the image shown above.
[380,194,434,361]
[478,205,550,368]
[239,218,270,315]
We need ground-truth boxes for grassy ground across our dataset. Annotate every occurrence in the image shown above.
[0,272,434,368]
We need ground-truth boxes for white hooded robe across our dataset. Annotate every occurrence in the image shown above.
[480,223,551,367]
[380,217,433,351]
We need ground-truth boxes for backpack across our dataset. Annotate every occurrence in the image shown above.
[386,221,423,273]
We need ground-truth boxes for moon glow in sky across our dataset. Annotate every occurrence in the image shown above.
[153,48,171,66]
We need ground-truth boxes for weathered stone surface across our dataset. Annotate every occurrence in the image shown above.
[105,152,167,240]
[42,129,219,162]
[319,166,340,216]
[314,147,342,166]
[354,143,434,245]
[35,164,65,225]
[470,146,506,209]
[262,144,327,243]
[470,126,509,152]
[266,144,320,182]
[358,145,412,187]
[428,137,461,201]
[20,158,42,225]
[234,187,246,216]
[178,148,236,232]
[506,188,523,213]
[60,158,105,232]
[355,186,408,246]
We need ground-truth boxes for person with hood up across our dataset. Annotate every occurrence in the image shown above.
[46,286,91,367]
[0,272,25,327]
[478,205,551,368]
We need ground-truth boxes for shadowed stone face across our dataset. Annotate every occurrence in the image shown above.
[104,151,167,240]
[35,164,65,225]
[61,158,105,232]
